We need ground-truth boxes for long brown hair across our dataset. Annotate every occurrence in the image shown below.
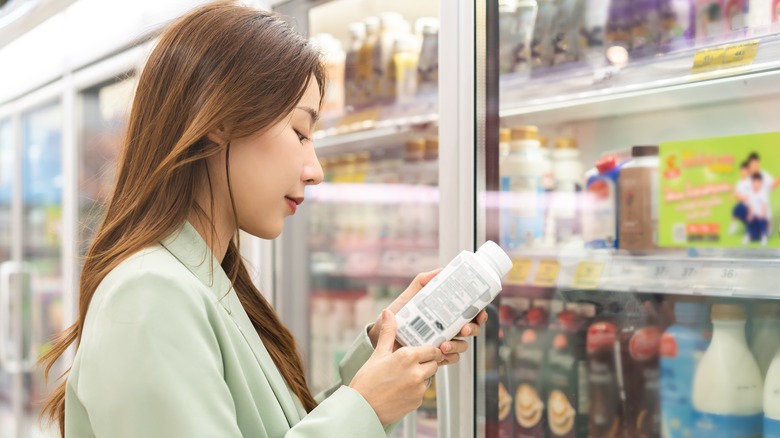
[40,1,325,433]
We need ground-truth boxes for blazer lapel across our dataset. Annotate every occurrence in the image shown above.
[160,222,301,426]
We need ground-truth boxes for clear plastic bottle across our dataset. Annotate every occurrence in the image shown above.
[357,17,380,107]
[344,22,366,110]
[387,33,419,105]
[549,136,583,243]
[416,18,439,96]
[394,240,512,348]
[310,33,345,114]
[373,12,407,104]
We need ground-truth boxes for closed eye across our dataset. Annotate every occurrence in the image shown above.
[294,129,311,144]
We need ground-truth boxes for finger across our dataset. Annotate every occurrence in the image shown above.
[375,310,398,354]
[419,361,439,381]
[417,268,442,287]
[456,322,481,337]
[475,309,488,325]
[441,353,460,365]
[440,340,469,355]
[407,345,443,364]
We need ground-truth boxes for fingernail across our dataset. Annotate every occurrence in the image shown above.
[464,326,472,336]
[442,343,451,352]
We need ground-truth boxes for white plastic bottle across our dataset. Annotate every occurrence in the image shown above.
[750,302,780,379]
[395,241,512,347]
[764,334,780,437]
[692,303,763,438]
[549,136,583,243]
[500,126,546,250]
[344,22,366,110]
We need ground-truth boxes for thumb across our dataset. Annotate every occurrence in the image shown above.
[375,310,397,354]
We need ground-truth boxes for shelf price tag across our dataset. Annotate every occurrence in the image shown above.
[532,259,561,288]
[506,258,533,285]
[572,261,604,290]
[691,47,726,74]
[722,40,760,69]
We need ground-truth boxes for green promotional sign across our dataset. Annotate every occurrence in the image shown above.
[659,132,780,248]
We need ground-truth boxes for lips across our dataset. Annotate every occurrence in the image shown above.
[285,196,303,214]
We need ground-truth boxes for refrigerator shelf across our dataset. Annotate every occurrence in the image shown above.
[499,30,780,124]
[502,249,780,299]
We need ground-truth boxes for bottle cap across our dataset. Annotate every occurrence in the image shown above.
[673,302,708,325]
[348,22,366,40]
[631,145,659,157]
[711,303,745,321]
[499,128,511,144]
[415,17,439,35]
[476,240,512,277]
[596,156,617,173]
[364,16,380,33]
[510,125,538,141]
[554,137,577,149]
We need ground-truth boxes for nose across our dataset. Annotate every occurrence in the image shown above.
[303,146,324,185]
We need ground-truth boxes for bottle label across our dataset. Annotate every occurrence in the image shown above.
[586,322,618,352]
[629,326,662,361]
[660,332,678,358]
[500,174,544,248]
[583,176,617,247]
[765,417,780,438]
[694,411,762,438]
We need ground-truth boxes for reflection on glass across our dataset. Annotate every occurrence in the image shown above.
[306,136,439,436]
[79,77,136,257]
[0,119,14,436]
[20,102,62,436]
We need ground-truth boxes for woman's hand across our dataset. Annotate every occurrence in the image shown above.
[367,269,489,366]
[350,310,443,426]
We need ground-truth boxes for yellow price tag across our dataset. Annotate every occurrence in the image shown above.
[722,40,759,69]
[572,261,605,290]
[691,47,725,74]
[532,259,560,288]
[506,258,533,285]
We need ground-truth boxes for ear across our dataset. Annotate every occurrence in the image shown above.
[206,125,229,146]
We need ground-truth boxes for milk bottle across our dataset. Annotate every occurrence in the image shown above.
[764,333,780,438]
[659,302,709,438]
[750,302,780,380]
[692,303,763,438]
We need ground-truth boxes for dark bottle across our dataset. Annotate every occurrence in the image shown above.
[508,302,550,438]
[618,299,662,438]
[587,303,623,438]
[543,303,594,438]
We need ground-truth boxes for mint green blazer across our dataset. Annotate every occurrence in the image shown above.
[65,222,388,437]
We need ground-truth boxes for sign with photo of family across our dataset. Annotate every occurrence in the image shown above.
[659,131,780,248]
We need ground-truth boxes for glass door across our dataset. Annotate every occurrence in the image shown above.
[479,1,780,437]
[21,102,63,438]
[0,117,16,437]
[275,0,441,436]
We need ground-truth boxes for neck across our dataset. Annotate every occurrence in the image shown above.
[188,209,235,263]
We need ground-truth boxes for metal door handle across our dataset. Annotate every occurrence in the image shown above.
[0,260,36,373]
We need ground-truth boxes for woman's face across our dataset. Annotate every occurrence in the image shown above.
[223,78,323,239]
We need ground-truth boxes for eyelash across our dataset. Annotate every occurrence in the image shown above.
[294,129,311,144]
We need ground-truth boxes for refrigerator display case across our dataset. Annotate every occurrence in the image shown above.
[474,1,780,438]
[273,0,442,436]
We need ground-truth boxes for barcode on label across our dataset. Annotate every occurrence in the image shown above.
[411,316,434,342]
[673,223,687,243]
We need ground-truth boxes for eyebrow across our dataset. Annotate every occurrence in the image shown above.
[296,106,319,127]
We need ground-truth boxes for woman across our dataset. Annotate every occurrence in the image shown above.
[40,2,485,437]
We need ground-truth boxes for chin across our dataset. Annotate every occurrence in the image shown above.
[240,221,284,240]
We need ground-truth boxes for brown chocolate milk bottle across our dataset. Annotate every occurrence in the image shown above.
[618,299,662,438]
[587,302,623,438]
